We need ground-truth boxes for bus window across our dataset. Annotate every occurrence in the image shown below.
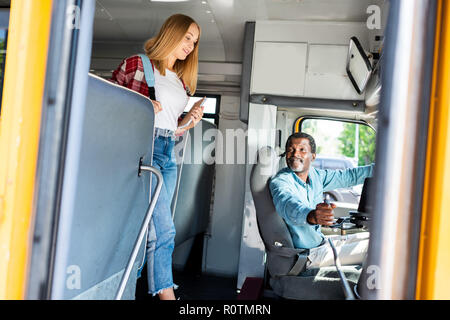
[299,118,376,167]
[0,8,9,115]
[299,117,376,204]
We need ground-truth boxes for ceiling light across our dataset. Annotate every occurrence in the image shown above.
[150,0,190,3]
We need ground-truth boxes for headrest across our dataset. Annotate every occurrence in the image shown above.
[250,146,280,194]
[255,146,279,177]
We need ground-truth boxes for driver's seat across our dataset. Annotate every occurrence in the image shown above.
[250,146,361,300]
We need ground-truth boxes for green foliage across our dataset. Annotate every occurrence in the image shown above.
[338,123,376,166]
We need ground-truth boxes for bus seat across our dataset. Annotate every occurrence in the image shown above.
[250,146,361,299]
[57,74,156,299]
[172,120,217,248]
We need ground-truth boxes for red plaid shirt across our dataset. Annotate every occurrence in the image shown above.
[110,55,187,134]
[110,55,150,98]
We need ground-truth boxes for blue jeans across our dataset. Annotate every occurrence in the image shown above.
[145,132,178,295]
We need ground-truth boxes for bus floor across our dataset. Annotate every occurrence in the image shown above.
[135,264,238,300]
[135,235,238,300]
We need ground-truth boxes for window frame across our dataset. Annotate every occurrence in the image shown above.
[294,115,377,167]
[293,115,375,134]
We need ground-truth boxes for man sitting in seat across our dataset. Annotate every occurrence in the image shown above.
[269,132,374,269]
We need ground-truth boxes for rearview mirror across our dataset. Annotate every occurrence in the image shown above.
[346,37,372,94]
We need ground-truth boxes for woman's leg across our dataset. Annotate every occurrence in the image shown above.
[156,148,178,300]
[146,137,178,299]
[158,287,176,300]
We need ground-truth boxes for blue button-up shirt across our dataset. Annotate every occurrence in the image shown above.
[269,164,374,249]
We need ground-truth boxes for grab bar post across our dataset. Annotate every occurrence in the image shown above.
[115,165,163,300]
[328,238,356,300]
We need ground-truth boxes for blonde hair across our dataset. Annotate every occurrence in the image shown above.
[144,14,200,94]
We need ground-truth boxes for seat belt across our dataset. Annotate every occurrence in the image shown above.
[138,54,156,100]
[287,254,308,276]
[270,243,309,276]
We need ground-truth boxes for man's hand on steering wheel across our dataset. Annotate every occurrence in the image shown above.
[307,202,336,226]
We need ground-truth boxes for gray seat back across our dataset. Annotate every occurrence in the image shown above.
[250,146,299,277]
[58,74,155,299]
[173,120,217,247]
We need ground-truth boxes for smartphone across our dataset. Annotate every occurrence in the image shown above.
[177,98,206,130]
[199,97,206,108]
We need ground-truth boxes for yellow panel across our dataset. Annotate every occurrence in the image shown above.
[0,0,53,299]
[294,117,303,132]
[417,0,450,300]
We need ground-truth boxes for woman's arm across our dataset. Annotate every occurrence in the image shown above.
[175,97,205,135]
[111,56,162,114]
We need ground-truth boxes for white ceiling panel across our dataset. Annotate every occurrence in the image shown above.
[92,0,387,87]
[94,0,386,62]
[94,0,226,61]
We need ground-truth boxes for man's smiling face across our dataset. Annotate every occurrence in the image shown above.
[286,137,316,174]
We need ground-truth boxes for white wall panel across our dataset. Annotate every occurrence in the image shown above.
[251,42,307,96]
[237,103,277,289]
[252,21,369,100]
[305,44,364,99]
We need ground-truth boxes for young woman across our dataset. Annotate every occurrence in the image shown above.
[111,14,204,300]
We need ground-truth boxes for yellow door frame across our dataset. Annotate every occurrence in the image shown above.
[0,0,53,299]
[416,0,450,300]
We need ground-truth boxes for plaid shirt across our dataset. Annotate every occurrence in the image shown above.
[110,55,187,134]
[110,55,150,98]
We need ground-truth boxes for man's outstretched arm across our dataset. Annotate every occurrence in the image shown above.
[269,178,313,226]
[321,163,374,192]
[270,178,338,227]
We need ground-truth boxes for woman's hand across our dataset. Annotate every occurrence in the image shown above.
[151,100,162,114]
[177,97,205,134]
[187,97,205,126]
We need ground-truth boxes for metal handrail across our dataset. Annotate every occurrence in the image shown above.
[327,238,356,300]
[115,165,163,300]
[171,132,189,219]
